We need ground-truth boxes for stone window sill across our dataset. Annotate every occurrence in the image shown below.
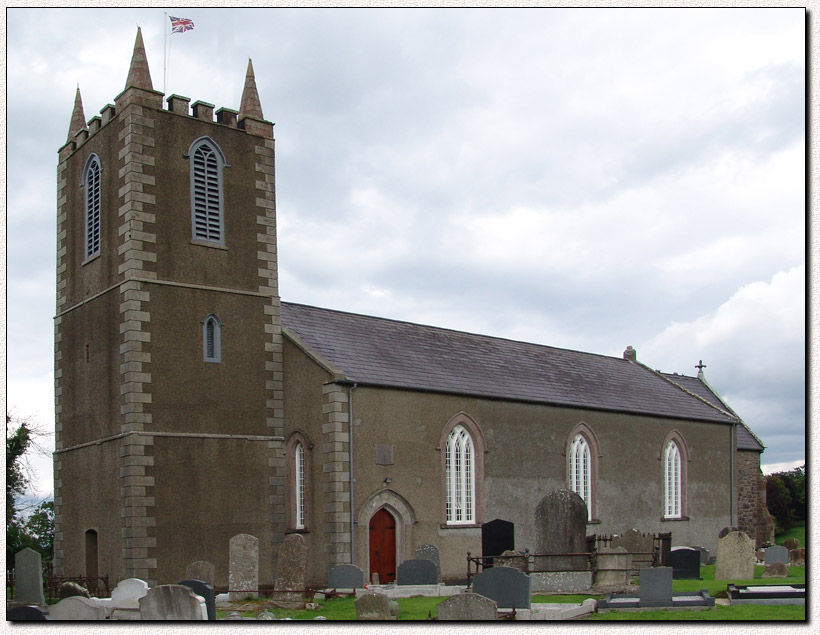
[82,252,101,266]
[190,239,228,250]
[660,516,690,522]
[440,523,481,530]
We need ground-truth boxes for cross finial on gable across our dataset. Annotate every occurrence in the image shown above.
[695,360,707,378]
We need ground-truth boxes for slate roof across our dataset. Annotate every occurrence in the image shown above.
[662,372,765,452]
[281,302,739,425]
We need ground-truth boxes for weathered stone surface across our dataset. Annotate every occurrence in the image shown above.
[714,530,755,581]
[48,596,108,620]
[185,560,215,586]
[14,548,45,605]
[437,591,497,621]
[639,567,673,607]
[534,490,587,571]
[138,584,206,620]
[58,581,90,599]
[414,544,442,581]
[594,546,630,587]
[229,534,259,600]
[718,526,740,539]
[761,562,789,578]
[273,533,308,609]
[789,548,805,566]
[396,558,438,586]
[471,565,531,609]
[611,528,654,555]
[355,591,394,620]
[764,544,789,565]
[494,549,528,572]
[328,563,365,589]
[783,538,800,551]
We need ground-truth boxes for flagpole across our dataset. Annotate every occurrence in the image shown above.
[163,12,168,96]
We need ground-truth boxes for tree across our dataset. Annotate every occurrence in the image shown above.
[765,474,796,533]
[6,417,33,526]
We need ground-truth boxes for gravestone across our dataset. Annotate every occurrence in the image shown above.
[437,591,498,620]
[718,526,739,539]
[714,530,755,580]
[764,544,789,565]
[482,519,515,567]
[273,533,308,609]
[229,533,259,600]
[694,546,711,565]
[639,567,673,607]
[471,565,531,610]
[111,577,150,608]
[139,584,206,620]
[414,544,442,582]
[396,558,439,586]
[355,591,395,620]
[761,562,789,578]
[494,549,528,572]
[789,548,805,566]
[6,605,47,621]
[48,596,108,621]
[179,579,216,621]
[257,610,276,620]
[534,490,587,571]
[666,547,701,579]
[14,548,46,605]
[783,538,799,551]
[185,560,215,586]
[594,546,631,587]
[327,563,365,589]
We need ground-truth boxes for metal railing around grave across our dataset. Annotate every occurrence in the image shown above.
[466,549,595,586]
[7,564,110,601]
[586,532,671,581]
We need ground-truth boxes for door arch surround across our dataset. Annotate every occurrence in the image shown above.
[358,489,416,584]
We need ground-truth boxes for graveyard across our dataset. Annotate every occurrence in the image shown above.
[7,526,806,621]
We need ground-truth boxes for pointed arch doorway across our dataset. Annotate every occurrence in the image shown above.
[368,508,397,583]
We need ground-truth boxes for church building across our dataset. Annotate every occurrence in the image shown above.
[53,30,772,589]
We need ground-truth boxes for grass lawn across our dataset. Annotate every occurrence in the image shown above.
[775,521,805,548]
[215,564,806,621]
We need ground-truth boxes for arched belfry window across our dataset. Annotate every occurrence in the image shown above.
[189,137,226,245]
[566,423,600,522]
[439,412,486,526]
[661,430,689,520]
[202,314,222,363]
[83,154,102,259]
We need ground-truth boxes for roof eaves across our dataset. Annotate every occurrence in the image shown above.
[282,326,348,382]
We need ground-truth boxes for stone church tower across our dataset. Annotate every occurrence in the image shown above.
[53,29,285,585]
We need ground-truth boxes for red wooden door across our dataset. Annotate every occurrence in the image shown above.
[369,508,397,583]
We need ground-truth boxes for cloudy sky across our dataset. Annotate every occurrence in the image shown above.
[4,6,807,501]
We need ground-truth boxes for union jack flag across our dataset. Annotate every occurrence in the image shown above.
[170,16,194,34]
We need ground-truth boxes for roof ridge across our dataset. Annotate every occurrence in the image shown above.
[281,300,631,364]
[640,362,741,423]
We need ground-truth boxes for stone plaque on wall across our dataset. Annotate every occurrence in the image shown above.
[375,444,394,465]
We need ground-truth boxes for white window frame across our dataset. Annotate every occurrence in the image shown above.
[569,434,592,521]
[83,154,102,259]
[189,137,226,245]
[295,442,306,530]
[663,440,682,519]
[202,314,222,363]
[445,424,475,525]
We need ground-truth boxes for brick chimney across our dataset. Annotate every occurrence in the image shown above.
[623,346,637,361]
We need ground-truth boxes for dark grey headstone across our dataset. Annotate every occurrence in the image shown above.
[327,563,365,589]
[396,559,438,586]
[179,579,216,621]
[482,519,515,564]
[666,547,701,579]
[14,548,46,605]
[764,544,789,565]
[414,544,441,582]
[639,567,673,607]
[7,605,48,621]
[534,490,587,571]
[471,566,531,610]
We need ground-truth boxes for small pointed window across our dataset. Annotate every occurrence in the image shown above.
[83,155,102,258]
[189,138,225,245]
[202,314,222,363]
[569,434,591,518]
